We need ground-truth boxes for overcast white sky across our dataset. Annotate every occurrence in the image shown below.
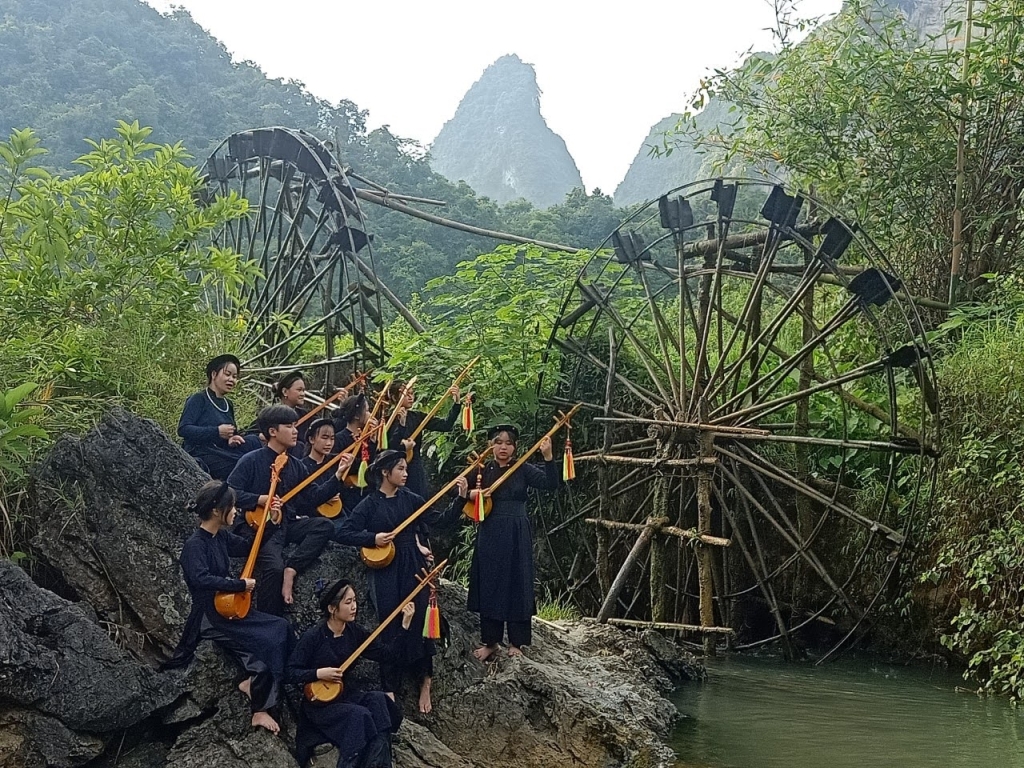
[145,0,842,193]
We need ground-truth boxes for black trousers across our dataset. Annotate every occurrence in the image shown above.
[254,517,333,616]
[201,620,279,713]
[480,617,532,648]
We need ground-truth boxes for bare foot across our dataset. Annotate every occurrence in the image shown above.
[418,677,432,714]
[508,645,524,658]
[251,711,280,735]
[472,644,500,662]
[238,677,252,699]
[282,567,297,605]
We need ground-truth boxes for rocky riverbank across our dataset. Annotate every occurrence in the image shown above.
[1,409,702,767]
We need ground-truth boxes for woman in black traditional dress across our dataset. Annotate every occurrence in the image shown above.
[177,354,262,479]
[288,580,413,768]
[385,380,461,498]
[456,425,557,660]
[331,394,379,528]
[334,450,437,714]
[166,480,290,734]
[303,418,337,471]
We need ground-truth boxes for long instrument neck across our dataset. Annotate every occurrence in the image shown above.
[339,560,447,672]
[405,356,480,444]
[296,389,344,426]
[390,448,493,537]
[487,413,575,495]
[281,391,387,503]
[240,469,283,579]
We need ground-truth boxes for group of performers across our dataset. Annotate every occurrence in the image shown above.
[170,354,567,768]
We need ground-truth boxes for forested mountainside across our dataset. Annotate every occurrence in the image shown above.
[0,0,619,297]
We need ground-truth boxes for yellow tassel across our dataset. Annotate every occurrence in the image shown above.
[563,438,576,482]
[462,394,475,432]
[472,491,487,522]
[356,460,368,489]
[379,425,389,450]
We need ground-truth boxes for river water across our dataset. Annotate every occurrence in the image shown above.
[671,656,1024,767]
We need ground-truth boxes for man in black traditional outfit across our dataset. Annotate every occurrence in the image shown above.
[288,580,414,768]
[177,354,262,479]
[457,424,558,660]
[228,405,352,615]
[166,480,289,734]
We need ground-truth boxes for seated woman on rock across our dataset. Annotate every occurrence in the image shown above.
[334,450,437,714]
[228,405,352,615]
[178,354,262,480]
[288,579,414,768]
[456,424,558,660]
[166,480,289,734]
[302,418,337,471]
[332,393,379,522]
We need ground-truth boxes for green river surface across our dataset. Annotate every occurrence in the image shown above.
[671,656,1024,767]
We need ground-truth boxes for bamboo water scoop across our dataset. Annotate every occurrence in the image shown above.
[304,559,448,703]
[462,403,581,520]
[403,356,481,462]
[360,447,494,569]
[215,452,288,620]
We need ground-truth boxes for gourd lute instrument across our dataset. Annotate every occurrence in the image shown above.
[360,447,494,569]
[214,452,288,620]
[304,559,448,703]
[402,357,481,463]
[463,403,582,521]
[245,390,387,526]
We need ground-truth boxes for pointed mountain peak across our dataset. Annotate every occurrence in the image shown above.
[430,54,583,208]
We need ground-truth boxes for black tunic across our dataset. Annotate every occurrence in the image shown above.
[177,390,261,479]
[288,621,406,762]
[333,428,377,515]
[467,460,560,622]
[227,446,343,522]
[333,489,435,666]
[169,527,288,674]
[385,402,461,498]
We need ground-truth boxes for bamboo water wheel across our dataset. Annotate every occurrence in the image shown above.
[544,179,939,658]
[197,127,413,382]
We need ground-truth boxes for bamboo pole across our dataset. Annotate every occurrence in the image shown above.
[584,518,731,547]
[596,518,659,624]
[605,618,735,634]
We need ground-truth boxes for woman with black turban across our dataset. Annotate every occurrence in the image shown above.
[333,450,437,714]
[455,424,558,661]
[288,579,413,768]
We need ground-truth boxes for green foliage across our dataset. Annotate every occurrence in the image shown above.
[384,244,589,460]
[0,122,251,458]
[0,383,46,480]
[673,0,1024,301]
[919,276,1024,698]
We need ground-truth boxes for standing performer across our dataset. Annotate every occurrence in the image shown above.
[332,393,379,518]
[386,380,461,498]
[334,450,437,714]
[178,354,261,479]
[457,425,558,660]
[166,480,289,734]
[288,580,413,768]
[229,405,353,615]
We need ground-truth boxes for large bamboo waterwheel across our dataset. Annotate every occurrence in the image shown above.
[545,179,939,658]
[197,127,394,382]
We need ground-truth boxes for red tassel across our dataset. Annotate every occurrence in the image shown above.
[357,441,370,488]
[423,584,441,639]
[563,437,576,481]
[468,468,488,522]
[462,393,475,432]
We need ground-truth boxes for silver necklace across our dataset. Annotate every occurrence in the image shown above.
[206,389,230,414]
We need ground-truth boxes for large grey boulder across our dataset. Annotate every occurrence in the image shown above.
[31,407,207,653]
